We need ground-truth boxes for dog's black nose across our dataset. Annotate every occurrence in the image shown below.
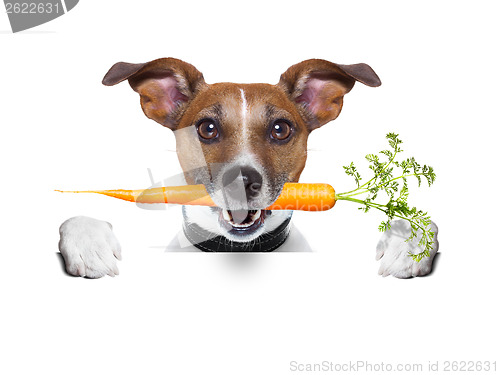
[222,166,263,201]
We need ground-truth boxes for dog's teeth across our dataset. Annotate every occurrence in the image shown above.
[233,222,252,228]
[252,210,261,220]
[222,209,231,221]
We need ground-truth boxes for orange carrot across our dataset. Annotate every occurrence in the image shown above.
[266,183,336,211]
[55,183,336,211]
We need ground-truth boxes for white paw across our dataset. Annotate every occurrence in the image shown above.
[375,219,439,278]
[59,216,122,278]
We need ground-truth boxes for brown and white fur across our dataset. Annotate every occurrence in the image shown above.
[59,58,437,278]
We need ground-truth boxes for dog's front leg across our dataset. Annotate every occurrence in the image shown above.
[375,220,439,278]
[58,216,121,278]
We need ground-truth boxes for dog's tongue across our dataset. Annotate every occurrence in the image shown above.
[231,210,250,224]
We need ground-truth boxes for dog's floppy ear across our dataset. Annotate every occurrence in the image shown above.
[278,59,381,130]
[102,58,206,129]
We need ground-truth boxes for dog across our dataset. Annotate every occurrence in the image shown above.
[58,58,437,278]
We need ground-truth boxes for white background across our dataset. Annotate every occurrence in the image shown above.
[1,1,499,374]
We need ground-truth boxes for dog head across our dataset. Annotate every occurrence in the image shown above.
[103,58,380,240]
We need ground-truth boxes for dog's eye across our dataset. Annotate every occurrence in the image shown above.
[197,119,219,141]
[270,120,292,141]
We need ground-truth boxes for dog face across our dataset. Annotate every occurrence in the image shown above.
[175,83,309,208]
[103,58,380,241]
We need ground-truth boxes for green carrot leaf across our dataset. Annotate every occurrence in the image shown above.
[336,133,436,262]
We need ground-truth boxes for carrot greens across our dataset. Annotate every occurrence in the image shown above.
[335,133,436,262]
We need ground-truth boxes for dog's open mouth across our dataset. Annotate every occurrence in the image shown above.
[218,208,270,235]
